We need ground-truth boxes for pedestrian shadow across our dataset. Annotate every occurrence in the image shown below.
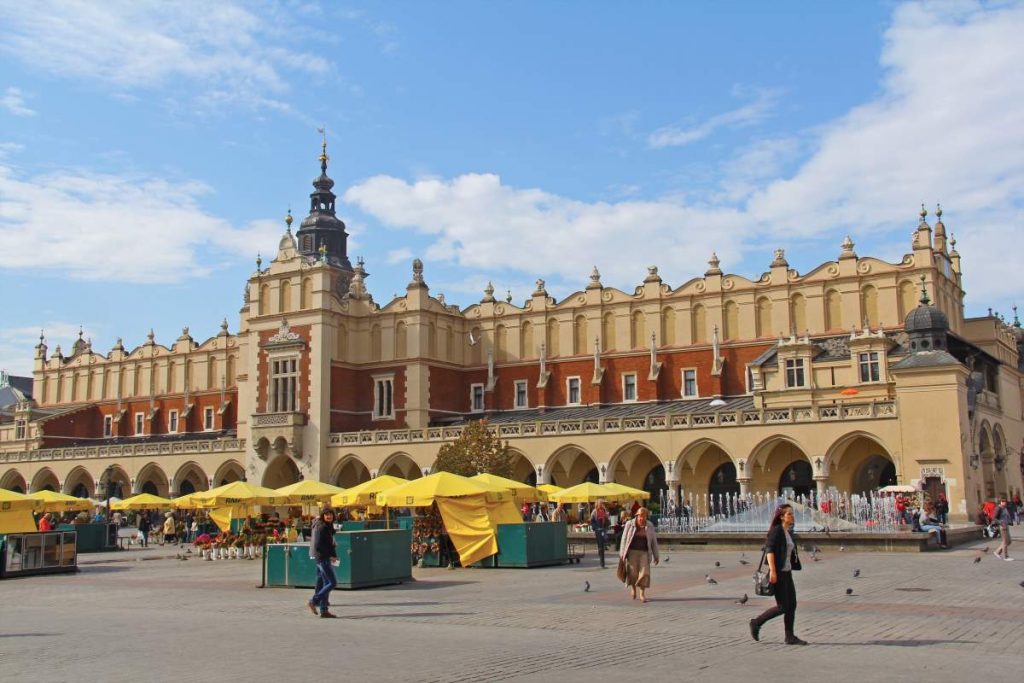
[381,580,476,590]
[0,633,61,638]
[79,566,132,574]
[811,639,979,647]
[652,597,739,603]
[344,601,444,607]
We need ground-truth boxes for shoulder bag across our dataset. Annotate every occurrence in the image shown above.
[753,548,774,596]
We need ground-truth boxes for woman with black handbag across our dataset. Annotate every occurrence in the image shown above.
[749,504,807,645]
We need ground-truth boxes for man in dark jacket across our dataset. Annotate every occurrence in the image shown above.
[137,513,151,548]
[307,507,338,618]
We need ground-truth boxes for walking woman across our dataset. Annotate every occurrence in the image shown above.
[618,506,659,602]
[994,497,1013,561]
[307,507,338,618]
[750,504,807,645]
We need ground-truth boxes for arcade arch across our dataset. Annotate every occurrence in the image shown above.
[380,452,423,480]
[63,466,95,498]
[544,445,598,487]
[173,462,209,496]
[825,432,897,494]
[262,456,301,489]
[136,462,169,497]
[675,439,734,502]
[1,468,27,493]
[332,455,371,488]
[213,460,245,487]
[507,449,536,485]
[607,442,662,489]
[748,437,812,497]
[30,467,60,493]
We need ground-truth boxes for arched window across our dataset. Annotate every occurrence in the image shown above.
[259,284,270,315]
[167,361,176,393]
[860,285,879,328]
[428,322,437,358]
[573,315,588,355]
[520,321,533,358]
[898,280,917,320]
[790,293,806,335]
[661,308,676,346]
[470,326,483,364]
[495,324,508,361]
[756,297,773,338]
[692,304,707,344]
[631,310,646,349]
[602,312,615,351]
[208,356,219,389]
[395,322,408,360]
[825,289,842,331]
[723,300,739,340]
[546,320,560,357]
[301,277,313,309]
[370,325,382,362]
[279,280,292,313]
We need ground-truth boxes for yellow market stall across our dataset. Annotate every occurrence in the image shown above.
[1,490,78,576]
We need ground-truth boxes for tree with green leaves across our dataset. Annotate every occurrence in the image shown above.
[433,420,514,478]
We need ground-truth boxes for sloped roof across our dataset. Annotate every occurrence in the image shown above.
[889,350,962,370]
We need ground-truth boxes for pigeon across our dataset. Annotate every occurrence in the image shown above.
[973,556,982,564]
[845,588,853,595]
[853,569,860,578]
[584,581,591,592]
[735,594,749,605]
[813,555,821,563]
[981,546,990,554]
[1018,580,1024,589]
[705,574,718,585]
[664,555,670,563]
[715,561,721,567]
[739,558,750,566]
[839,545,846,552]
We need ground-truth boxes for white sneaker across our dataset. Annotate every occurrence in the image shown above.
[1004,557,1014,561]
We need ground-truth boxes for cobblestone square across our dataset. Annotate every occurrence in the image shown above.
[2,539,1021,682]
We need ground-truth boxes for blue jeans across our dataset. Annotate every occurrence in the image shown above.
[311,559,337,611]
[920,524,945,546]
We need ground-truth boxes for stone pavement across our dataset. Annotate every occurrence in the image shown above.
[1,538,1022,683]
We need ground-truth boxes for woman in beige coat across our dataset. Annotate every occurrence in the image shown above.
[618,507,659,602]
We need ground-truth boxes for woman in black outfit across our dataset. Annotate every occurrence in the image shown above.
[749,504,807,645]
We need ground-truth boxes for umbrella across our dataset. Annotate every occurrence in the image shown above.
[111,493,175,511]
[376,472,493,507]
[331,475,407,507]
[878,484,916,494]
[536,484,564,495]
[172,493,201,509]
[191,481,282,508]
[601,482,651,500]
[27,490,93,512]
[273,480,344,505]
[840,387,860,396]
[0,488,41,512]
[549,482,631,504]
[470,473,548,502]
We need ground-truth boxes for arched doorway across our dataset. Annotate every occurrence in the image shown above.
[1,469,27,494]
[380,453,423,480]
[333,456,371,488]
[778,460,813,499]
[708,462,740,516]
[544,446,598,487]
[135,463,169,498]
[262,456,301,489]
[851,455,897,493]
[213,460,245,487]
[179,480,197,495]
[643,464,666,504]
[31,468,60,493]
[142,481,159,495]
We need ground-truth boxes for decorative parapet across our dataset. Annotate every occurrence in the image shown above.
[0,438,245,464]
[327,401,898,448]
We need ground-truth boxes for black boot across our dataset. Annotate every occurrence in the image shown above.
[749,619,761,642]
[785,633,808,645]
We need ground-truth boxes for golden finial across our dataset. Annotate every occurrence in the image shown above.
[317,126,328,165]
[285,207,293,229]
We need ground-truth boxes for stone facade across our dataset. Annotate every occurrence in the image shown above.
[1,157,1022,521]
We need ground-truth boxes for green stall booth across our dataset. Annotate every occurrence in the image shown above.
[493,522,568,568]
[1,530,79,578]
[56,523,118,553]
[265,528,412,589]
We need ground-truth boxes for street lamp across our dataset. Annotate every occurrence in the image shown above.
[969,452,980,470]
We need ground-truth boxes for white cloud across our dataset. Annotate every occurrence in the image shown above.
[345,2,1024,313]
[386,247,414,264]
[648,88,780,148]
[0,163,282,283]
[0,1,331,112]
[0,86,35,116]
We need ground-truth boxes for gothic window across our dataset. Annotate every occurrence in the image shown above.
[269,356,298,412]
[470,383,485,412]
[631,310,646,348]
[825,290,842,331]
[520,321,533,358]
[692,304,707,344]
[573,315,588,355]
[723,301,739,340]
[374,375,395,419]
[661,308,676,346]
[546,320,560,357]
[756,297,773,338]
[790,293,807,336]
[602,312,615,351]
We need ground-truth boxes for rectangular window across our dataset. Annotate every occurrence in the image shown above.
[623,374,637,402]
[103,415,113,438]
[858,351,880,383]
[134,412,144,436]
[470,383,485,412]
[514,380,528,409]
[15,419,26,440]
[203,407,215,431]
[567,377,581,405]
[682,369,698,398]
[374,376,394,419]
[785,358,806,388]
[745,365,755,394]
[168,410,179,434]
[269,356,298,412]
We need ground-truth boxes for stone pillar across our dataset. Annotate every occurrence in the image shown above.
[665,479,680,506]
[536,465,550,485]
[738,477,752,496]
[598,464,610,484]
[814,476,828,499]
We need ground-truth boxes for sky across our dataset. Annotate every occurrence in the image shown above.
[1,1,1022,376]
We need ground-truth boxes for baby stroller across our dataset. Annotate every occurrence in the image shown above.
[983,524,1001,539]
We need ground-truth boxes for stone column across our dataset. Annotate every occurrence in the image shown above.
[536,465,550,485]
[814,476,829,499]
[738,477,752,496]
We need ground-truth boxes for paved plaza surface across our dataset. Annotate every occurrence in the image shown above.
[2,539,1022,683]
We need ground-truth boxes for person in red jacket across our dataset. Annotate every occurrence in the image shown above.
[37,512,54,531]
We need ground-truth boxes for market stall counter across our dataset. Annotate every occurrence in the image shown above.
[264,528,412,589]
[56,523,118,552]
[1,530,78,578]
[494,522,568,567]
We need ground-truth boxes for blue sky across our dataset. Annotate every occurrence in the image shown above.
[1,1,1022,375]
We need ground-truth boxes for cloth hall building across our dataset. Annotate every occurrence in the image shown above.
[2,147,1022,521]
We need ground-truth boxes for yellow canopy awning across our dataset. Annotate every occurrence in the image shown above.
[536,484,564,495]
[435,494,522,566]
[27,490,93,512]
[331,475,407,507]
[0,509,38,533]
[549,482,631,504]
[172,493,201,509]
[601,482,651,500]
[112,493,175,510]
[192,481,282,508]
[470,473,547,502]
[0,488,41,512]
[273,480,344,505]
[376,472,494,507]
